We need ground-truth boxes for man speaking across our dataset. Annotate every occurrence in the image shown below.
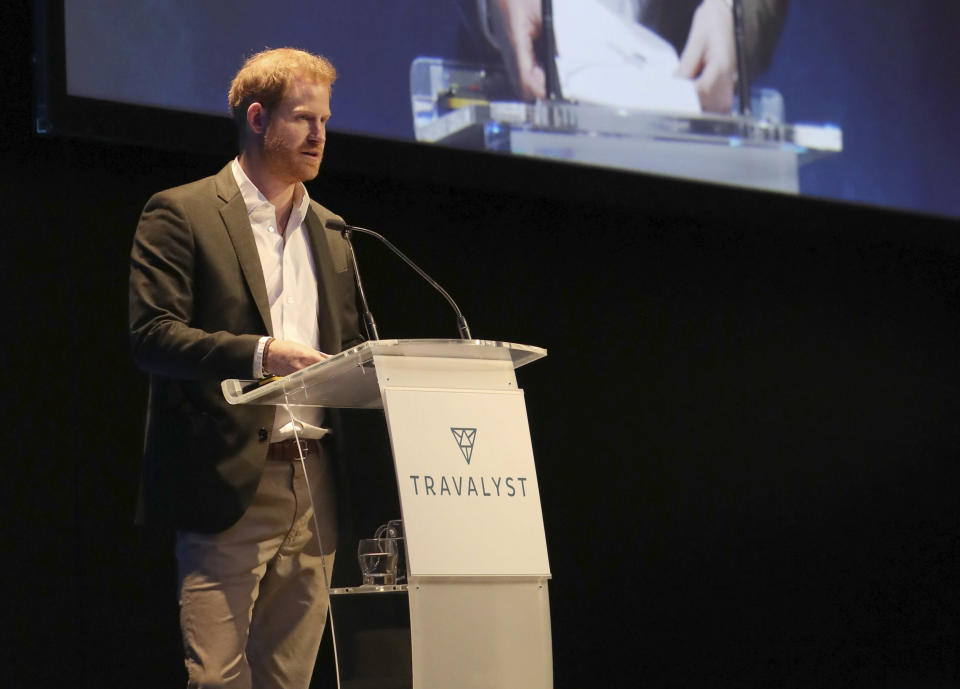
[129,48,363,688]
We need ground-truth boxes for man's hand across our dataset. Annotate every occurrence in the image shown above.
[676,0,737,113]
[264,339,329,376]
[488,0,546,101]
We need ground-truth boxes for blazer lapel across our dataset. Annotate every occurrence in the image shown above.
[304,208,343,353]
[215,164,273,336]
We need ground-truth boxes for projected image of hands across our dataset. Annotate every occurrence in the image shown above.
[55,0,956,215]
[484,0,786,114]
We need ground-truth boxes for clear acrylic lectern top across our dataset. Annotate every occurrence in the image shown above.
[221,339,547,410]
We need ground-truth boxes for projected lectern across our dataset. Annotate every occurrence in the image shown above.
[222,339,552,689]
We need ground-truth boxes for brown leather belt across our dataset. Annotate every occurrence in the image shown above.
[267,438,316,461]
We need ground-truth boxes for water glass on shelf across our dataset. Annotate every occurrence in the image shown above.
[357,537,399,587]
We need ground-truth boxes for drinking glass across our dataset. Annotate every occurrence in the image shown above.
[357,537,399,586]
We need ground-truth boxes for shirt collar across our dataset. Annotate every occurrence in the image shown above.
[230,158,310,219]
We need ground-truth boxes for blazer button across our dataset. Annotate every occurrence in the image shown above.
[258,428,268,441]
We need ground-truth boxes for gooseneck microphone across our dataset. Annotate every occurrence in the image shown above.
[325,218,473,340]
[542,0,563,101]
[732,0,751,116]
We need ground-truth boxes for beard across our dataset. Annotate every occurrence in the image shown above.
[263,127,322,183]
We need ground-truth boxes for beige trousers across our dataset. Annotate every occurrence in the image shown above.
[176,446,338,689]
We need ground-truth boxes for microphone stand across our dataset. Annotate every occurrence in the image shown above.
[542,0,563,101]
[340,226,380,340]
[732,0,751,116]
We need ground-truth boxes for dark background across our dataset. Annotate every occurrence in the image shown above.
[5,2,960,688]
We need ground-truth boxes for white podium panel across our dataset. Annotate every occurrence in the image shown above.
[383,387,550,578]
[408,579,553,689]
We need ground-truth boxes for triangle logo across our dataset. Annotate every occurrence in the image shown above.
[450,427,477,464]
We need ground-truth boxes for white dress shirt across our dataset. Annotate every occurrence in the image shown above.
[231,159,327,440]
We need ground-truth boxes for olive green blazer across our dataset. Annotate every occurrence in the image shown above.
[129,163,362,531]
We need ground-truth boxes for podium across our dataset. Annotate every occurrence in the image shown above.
[222,339,553,689]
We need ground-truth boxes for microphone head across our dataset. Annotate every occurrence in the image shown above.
[325,217,348,233]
